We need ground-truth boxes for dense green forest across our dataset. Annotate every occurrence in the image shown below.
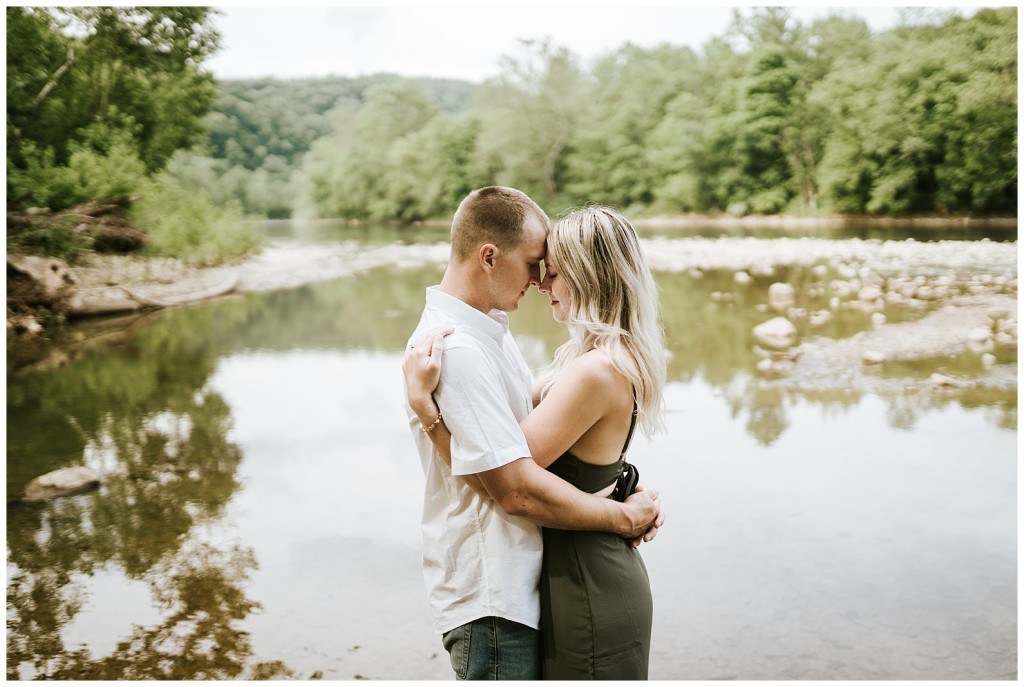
[6,6,1018,255]
[167,75,475,218]
[173,6,1016,222]
[6,6,256,263]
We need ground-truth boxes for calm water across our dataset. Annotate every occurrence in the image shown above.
[6,223,1017,679]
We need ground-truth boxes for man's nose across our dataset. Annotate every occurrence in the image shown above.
[529,265,542,287]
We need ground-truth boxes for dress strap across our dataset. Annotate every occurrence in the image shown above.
[619,390,639,459]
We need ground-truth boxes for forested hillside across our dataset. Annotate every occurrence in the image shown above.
[9,7,1016,232]
[168,76,474,217]
[172,7,1015,222]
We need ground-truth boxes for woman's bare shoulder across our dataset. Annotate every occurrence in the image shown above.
[564,349,629,392]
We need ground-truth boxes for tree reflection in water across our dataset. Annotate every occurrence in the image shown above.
[6,303,293,680]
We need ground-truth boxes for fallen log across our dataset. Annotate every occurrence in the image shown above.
[66,270,240,317]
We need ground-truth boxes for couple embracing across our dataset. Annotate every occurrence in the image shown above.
[403,186,667,680]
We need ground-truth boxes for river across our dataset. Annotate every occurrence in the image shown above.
[5,219,1017,679]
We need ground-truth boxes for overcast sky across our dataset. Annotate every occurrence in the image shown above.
[203,3,985,83]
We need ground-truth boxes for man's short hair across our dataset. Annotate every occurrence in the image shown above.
[450,186,548,261]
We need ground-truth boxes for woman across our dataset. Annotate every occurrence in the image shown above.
[405,206,666,679]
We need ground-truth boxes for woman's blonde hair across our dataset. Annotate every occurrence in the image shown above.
[540,206,666,437]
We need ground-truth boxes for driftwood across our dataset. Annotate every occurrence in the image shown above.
[66,271,240,317]
[7,195,145,253]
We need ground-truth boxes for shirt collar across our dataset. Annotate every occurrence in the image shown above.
[425,286,509,344]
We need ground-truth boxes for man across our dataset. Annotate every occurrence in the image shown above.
[403,186,663,680]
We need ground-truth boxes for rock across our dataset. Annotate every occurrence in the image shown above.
[966,326,994,353]
[24,466,101,501]
[981,353,997,367]
[7,314,43,337]
[752,316,798,349]
[7,255,77,294]
[871,312,887,327]
[787,307,808,321]
[929,373,958,390]
[734,271,752,285]
[858,285,883,303]
[994,331,1016,348]
[768,282,796,312]
[988,308,1011,322]
[808,310,832,328]
[862,350,886,365]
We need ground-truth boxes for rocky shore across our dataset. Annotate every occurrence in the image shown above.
[7,235,1018,393]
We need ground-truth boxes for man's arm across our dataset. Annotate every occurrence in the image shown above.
[411,392,662,541]
[404,329,663,539]
[476,456,660,539]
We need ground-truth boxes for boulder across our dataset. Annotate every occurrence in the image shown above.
[808,310,832,328]
[862,350,886,365]
[7,254,77,303]
[7,314,43,337]
[24,466,101,501]
[966,325,994,354]
[767,282,795,312]
[752,316,798,349]
[858,285,883,303]
[929,373,958,390]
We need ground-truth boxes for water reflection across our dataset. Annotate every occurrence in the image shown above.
[6,305,284,680]
[6,237,1016,679]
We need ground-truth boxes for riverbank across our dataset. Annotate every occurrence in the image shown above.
[305,213,1019,230]
[7,235,1017,395]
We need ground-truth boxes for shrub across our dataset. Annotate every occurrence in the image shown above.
[130,174,262,266]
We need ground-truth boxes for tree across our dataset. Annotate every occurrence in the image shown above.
[566,44,700,210]
[474,40,590,204]
[302,81,441,219]
[7,7,220,209]
[814,7,1017,214]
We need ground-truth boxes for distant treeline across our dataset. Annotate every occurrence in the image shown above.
[172,7,1016,221]
[7,6,1017,233]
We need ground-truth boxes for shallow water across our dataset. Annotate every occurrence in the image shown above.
[6,227,1017,679]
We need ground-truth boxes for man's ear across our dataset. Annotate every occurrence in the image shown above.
[478,243,497,271]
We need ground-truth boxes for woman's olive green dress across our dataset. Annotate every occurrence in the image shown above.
[539,402,653,680]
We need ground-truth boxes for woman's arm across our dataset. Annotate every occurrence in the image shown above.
[519,351,623,467]
[405,334,663,544]
[404,328,490,498]
[407,335,616,469]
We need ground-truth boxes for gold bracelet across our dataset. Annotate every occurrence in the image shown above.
[420,411,442,433]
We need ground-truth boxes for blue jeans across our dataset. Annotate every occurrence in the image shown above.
[441,617,541,680]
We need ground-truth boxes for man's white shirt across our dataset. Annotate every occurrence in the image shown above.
[406,286,543,634]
